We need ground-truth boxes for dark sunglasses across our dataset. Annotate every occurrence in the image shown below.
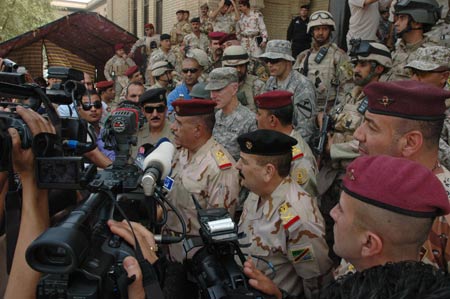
[265,58,283,64]
[144,105,166,113]
[81,101,102,111]
[182,68,199,74]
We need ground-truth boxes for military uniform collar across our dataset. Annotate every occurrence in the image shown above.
[260,178,292,220]
[184,137,215,164]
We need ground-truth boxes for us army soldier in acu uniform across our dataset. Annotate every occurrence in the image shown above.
[236,129,333,299]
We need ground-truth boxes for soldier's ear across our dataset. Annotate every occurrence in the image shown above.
[400,130,423,158]
[361,231,383,258]
[263,163,276,182]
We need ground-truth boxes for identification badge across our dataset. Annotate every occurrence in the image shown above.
[163,176,174,191]
[357,97,368,115]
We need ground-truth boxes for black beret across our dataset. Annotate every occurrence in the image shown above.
[160,34,171,41]
[139,88,167,105]
[238,129,297,156]
[191,17,200,23]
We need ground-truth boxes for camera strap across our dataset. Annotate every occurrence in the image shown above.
[5,143,22,274]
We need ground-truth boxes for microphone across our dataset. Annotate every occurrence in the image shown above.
[141,138,175,196]
[135,143,155,170]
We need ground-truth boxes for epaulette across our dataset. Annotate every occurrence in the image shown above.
[292,145,304,161]
[278,202,301,232]
[213,149,232,170]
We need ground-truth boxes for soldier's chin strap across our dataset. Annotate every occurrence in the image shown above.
[397,15,423,37]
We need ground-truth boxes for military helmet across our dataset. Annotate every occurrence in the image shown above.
[222,45,250,66]
[307,11,336,33]
[395,0,441,25]
[349,39,392,68]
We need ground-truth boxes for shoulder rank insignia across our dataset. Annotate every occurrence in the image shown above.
[279,202,301,231]
[213,150,232,170]
[292,146,304,161]
[291,245,315,263]
[293,168,309,185]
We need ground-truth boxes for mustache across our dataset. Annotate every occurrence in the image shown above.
[151,116,161,121]
[239,171,245,180]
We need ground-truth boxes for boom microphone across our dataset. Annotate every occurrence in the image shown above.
[141,138,175,196]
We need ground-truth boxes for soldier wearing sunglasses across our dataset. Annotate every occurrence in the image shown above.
[135,88,173,151]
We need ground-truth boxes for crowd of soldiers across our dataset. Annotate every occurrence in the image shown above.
[2,0,450,298]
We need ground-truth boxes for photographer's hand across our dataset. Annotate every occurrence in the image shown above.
[243,258,282,299]
[108,220,159,263]
[124,256,146,299]
[4,106,52,299]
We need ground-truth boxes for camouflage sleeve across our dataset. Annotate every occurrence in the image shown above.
[208,166,240,218]
[253,79,265,96]
[126,57,136,67]
[104,58,113,81]
[439,138,450,170]
[170,26,178,44]
[330,140,360,161]
[293,51,308,71]
[292,76,318,144]
[286,201,333,299]
[182,23,192,35]
[130,38,145,55]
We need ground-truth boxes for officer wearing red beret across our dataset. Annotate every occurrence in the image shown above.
[163,99,240,262]
[354,80,450,272]
[254,90,318,196]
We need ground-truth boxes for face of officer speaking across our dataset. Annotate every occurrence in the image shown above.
[210,83,237,110]
[410,69,450,89]
[143,102,167,130]
[126,84,145,103]
[312,25,331,46]
[170,115,197,148]
[330,191,363,264]
[77,94,102,124]
[130,71,144,84]
[235,152,266,193]
[353,60,373,86]
[182,59,202,87]
[353,111,403,157]
[267,59,290,79]
[255,108,272,130]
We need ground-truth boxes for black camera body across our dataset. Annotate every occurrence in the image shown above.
[186,206,266,299]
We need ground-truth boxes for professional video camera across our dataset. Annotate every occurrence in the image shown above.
[184,197,267,299]
[26,137,177,299]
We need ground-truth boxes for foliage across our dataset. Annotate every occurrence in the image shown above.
[0,0,56,42]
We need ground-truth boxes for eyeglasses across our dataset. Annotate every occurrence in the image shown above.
[264,58,283,64]
[310,12,333,21]
[144,105,166,113]
[81,101,102,111]
[182,68,199,74]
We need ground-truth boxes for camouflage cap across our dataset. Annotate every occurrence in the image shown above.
[151,60,174,77]
[405,46,450,72]
[258,40,295,62]
[205,67,238,91]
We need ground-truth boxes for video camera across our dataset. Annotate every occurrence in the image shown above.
[184,197,267,299]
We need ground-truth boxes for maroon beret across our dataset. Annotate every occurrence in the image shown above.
[96,80,114,90]
[172,99,216,116]
[125,65,140,77]
[144,23,154,29]
[208,31,228,41]
[255,90,293,109]
[343,155,450,218]
[364,80,450,121]
[114,43,124,51]
[219,33,238,45]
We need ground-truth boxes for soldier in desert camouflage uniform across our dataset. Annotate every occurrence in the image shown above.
[183,17,209,52]
[205,67,257,161]
[149,34,179,77]
[170,10,192,46]
[382,0,441,81]
[164,99,240,262]
[404,46,450,171]
[148,60,174,91]
[236,130,333,299]
[254,91,318,197]
[236,0,268,58]
[104,43,136,102]
[129,23,160,83]
[210,0,240,34]
[260,40,318,145]
[222,45,264,112]
[293,11,351,112]
[199,3,214,34]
